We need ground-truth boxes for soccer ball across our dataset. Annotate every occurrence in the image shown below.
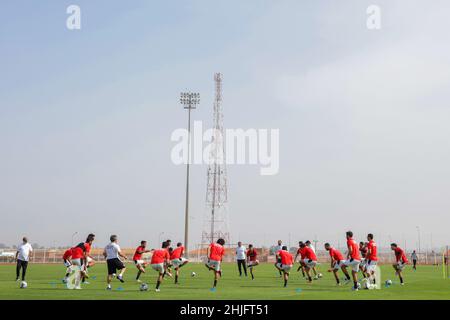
[314,273,323,280]
[191,272,196,277]
[385,279,393,286]
[20,281,27,289]
[139,283,149,291]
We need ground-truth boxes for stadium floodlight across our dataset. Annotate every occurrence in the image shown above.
[180,92,200,108]
[180,91,200,256]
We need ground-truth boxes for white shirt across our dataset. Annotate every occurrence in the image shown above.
[105,242,121,260]
[274,245,282,253]
[17,242,33,261]
[307,244,316,253]
[236,246,247,260]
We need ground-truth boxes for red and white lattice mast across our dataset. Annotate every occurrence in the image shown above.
[201,73,230,246]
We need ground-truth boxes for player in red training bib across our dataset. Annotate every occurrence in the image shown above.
[343,231,361,291]
[365,234,378,285]
[294,241,306,278]
[205,238,226,290]
[274,246,294,287]
[170,242,189,284]
[133,240,152,282]
[324,243,351,285]
[81,234,95,284]
[246,244,259,280]
[359,241,369,278]
[151,241,171,292]
[299,243,317,283]
[70,241,89,289]
[163,239,173,277]
[391,243,408,285]
[305,240,320,279]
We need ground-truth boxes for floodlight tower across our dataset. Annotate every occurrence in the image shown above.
[201,73,230,246]
[180,92,200,255]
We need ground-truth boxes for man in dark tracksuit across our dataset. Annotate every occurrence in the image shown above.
[236,242,247,277]
[15,237,33,282]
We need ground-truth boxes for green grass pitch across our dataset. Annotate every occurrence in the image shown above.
[0,263,448,300]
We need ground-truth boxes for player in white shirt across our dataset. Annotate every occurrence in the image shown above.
[15,237,33,282]
[411,250,418,270]
[235,242,247,277]
[103,235,128,290]
[305,240,316,253]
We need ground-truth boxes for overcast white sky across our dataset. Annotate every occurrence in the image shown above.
[0,1,449,250]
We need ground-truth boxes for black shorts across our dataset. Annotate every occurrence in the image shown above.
[17,259,28,268]
[107,258,125,275]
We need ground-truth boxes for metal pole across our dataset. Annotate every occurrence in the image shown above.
[184,103,192,255]
[180,92,199,256]
[430,233,433,252]
[211,161,217,244]
[71,232,78,246]
[416,226,421,260]
[158,232,164,247]
[418,227,421,253]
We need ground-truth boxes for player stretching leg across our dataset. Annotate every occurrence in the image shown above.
[343,231,361,291]
[70,242,88,289]
[246,244,259,280]
[294,241,306,278]
[151,242,171,292]
[163,239,173,278]
[62,248,72,283]
[133,241,152,282]
[82,234,95,284]
[391,243,408,285]
[365,234,378,285]
[324,243,350,285]
[274,246,293,287]
[171,242,189,284]
[104,235,128,290]
[205,238,226,290]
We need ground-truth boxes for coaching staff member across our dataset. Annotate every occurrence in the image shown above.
[236,241,247,277]
[103,235,128,290]
[15,237,33,282]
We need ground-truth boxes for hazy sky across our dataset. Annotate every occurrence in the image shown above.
[1,1,449,250]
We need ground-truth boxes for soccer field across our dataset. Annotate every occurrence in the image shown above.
[0,263,448,300]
